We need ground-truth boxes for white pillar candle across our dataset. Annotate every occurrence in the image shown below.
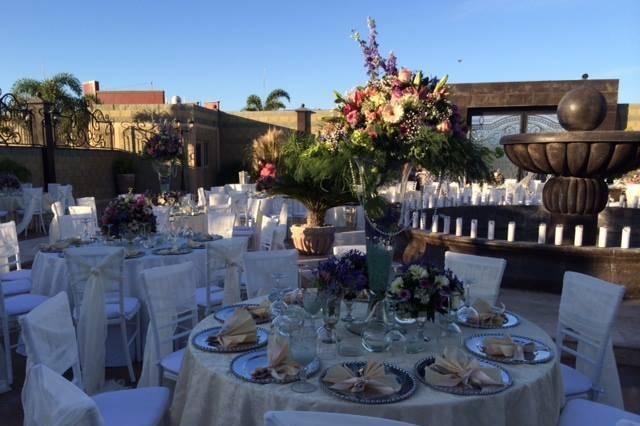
[428,195,435,209]
[554,225,564,246]
[598,227,608,248]
[431,215,439,233]
[420,212,427,230]
[621,226,631,249]
[411,211,419,229]
[443,216,451,234]
[507,221,516,242]
[455,217,463,237]
[538,223,547,244]
[574,225,583,247]
[487,220,495,240]
[470,219,478,238]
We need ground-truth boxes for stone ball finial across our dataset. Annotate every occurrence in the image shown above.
[557,76,607,131]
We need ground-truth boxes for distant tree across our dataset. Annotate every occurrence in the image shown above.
[244,89,290,111]
[12,72,95,110]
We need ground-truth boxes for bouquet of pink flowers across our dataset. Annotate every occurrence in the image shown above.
[320,18,491,180]
[143,124,183,162]
[101,192,156,237]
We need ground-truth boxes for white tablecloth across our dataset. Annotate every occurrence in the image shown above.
[31,245,207,301]
[171,299,564,426]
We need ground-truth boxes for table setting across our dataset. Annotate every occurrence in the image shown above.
[171,256,564,426]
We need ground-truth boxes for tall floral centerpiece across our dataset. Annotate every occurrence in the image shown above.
[320,18,491,303]
[143,123,183,193]
[388,263,464,352]
[101,192,156,238]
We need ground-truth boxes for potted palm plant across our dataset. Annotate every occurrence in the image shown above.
[252,129,356,255]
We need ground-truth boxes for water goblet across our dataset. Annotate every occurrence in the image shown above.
[290,325,318,393]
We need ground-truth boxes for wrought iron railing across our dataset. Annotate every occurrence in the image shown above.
[51,104,115,149]
[0,91,35,146]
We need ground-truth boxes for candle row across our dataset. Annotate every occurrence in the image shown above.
[413,213,634,248]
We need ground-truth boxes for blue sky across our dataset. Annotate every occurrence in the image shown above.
[1,0,639,110]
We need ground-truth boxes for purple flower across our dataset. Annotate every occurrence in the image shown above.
[399,289,412,302]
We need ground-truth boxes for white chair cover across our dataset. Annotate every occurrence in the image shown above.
[325,206,348,227]
[264,411,418,426]
[208,237,249,305]
[0,221,22,274]
[19,292,82,386]
[271,224,286,250]
[243,249,298,298]
[444,251,506,306]
[76,197,98,229]
[151,206,170,234]
[22,364,104,426]
[209,186,226,194]
[59,185,75,211]
[559,271,625,408]
[208,193,230,208]
[207,210,236,239]
[139,262,196,388]
[259,216,278,250]
[49,201,65,243]
[15,188,37,236]
[66,246,124,394]
[59,214,92,240]
[278,202,288,226]
[333,244,367,256]
[69,206,96,236]
[197,187,208,207]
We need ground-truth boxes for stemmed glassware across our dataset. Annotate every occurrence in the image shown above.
[342,292,356,322]
[290,324,318,393]
[269,272,288,317]
[301,287,324,324]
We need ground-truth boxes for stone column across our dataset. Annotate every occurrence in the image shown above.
[295,104,314,135]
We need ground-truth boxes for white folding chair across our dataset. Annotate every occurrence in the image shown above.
[558,398,640,426]
[139,262,197,386]
[444,251,506,306]
[557,271,625,408]
[333,244,367,257]
[0,221,32,296]
[76,197,98,230]
[207,210,236,239]
[243,249,299,298]
[264,411,419,426]
[0,273,48,390]
[66,247,140,387]
[23,363,170,426]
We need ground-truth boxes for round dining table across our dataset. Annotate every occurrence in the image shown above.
[171,298,564,426]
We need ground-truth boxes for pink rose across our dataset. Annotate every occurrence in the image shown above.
[346,110,360,127]
[398,68,412,83]
[436,120,452,135]
[260,163,277,179]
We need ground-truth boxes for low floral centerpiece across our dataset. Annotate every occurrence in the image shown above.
[0,173,21,193]
[143,122,183,193]
[150,190,183,207]
[101,192,156,238]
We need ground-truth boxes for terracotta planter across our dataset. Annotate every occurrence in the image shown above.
[290,224,335,255]
[116,173,135,194]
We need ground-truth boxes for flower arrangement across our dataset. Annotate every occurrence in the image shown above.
[622,169,640,185]
[143,124,183,162]
[388,263,464,321]
[101,192,156,237]
[320,18,491,181]
[492,169,506,186]
[150,190,182,207]
[315,250,368,297]
[0,173,21,191]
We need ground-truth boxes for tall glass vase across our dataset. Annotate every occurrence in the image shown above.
[153,160,175,193]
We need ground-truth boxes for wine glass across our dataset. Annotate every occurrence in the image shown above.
[290,325,318,393]
[302,287,323,320]
[269,272,288,317]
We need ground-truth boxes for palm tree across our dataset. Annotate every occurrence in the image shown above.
[12,72,93,111]
[244,89,290,111]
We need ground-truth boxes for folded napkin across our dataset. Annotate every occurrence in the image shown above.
[424,346,504,389]
[187,239,205,249]
[283,289,303,305]
[208,309,258,348]
[251,335,300,381]
[246,300,271,322]
[483,335,536,361]
[467,299,507,326]
[322,361,401,397]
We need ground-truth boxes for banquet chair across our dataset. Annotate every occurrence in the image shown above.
[278,201,288,226]
[243,249,299,298]
[14,189,38,238]
[271,224,287,250]
[208,193,230,209]
[333,244,367,257]
[197,187,209,207]
[228,191,249,226]
[76,196,98,229]
[259,216,278,250]
[557,272,625,407]
[58,184,76,211]
[0,273,49,389]
[48,200,65,243]
[47,183,61,204]
[152,206,170,234]
[140,262,197,386]
[334,230,365,246]
[444,251,506,306]
[0,221,32,295]
[197,237,250,313]
[23,364,170,426]
[558,398,640,426]
[264,411,420,426]
[207,210,236,239]
[69,206,97,237]
[16,187,46,236]
[59,212,93,240]
[209,185,226,194]
[66,246,140,386]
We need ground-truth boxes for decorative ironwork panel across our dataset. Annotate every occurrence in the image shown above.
[526,113,564,133]
[120,121,160,154]
[0,92,35,146]
[52,105,114,149]
[470,114,522,178]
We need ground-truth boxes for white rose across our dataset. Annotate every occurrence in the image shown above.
[434,275,449,288]
[390,277,404,294]
[408,265,427,280]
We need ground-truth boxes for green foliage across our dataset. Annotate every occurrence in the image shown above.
[113,157,137,174]
[0,157,32,182]
[12,72,95,111]
[268,133,356,225]
[243,89,290,111]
